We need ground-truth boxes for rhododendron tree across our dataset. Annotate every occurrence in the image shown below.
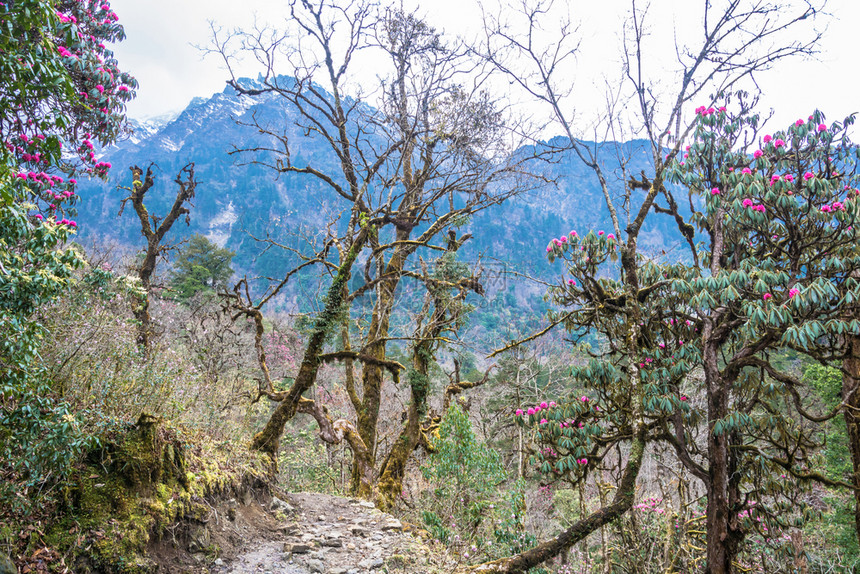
[0,0,135,510]
[663,105,860,571]
[474,0,828,572]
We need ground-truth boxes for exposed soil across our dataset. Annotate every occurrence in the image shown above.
[147,490,283,573]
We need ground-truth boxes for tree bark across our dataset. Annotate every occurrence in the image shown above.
[351,233,411,495]
[374,342,430,510]
[844,332,860,548]
[251,236,366,459]
[702,336,744,573]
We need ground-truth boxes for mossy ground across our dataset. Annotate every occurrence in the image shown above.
[31,415,269,573]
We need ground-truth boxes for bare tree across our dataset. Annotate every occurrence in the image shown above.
[119,163,198,355]
[211,0,542,506]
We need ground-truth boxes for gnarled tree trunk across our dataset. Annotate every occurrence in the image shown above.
[251,237,366,458]
[844,331,860,548]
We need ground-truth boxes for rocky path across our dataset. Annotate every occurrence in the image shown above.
[214,493,457,574]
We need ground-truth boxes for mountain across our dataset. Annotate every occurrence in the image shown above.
[75,78,691,337]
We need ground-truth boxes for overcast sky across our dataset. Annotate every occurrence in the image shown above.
[110,0,859,135]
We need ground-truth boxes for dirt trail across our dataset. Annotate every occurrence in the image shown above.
[207,493,457,574]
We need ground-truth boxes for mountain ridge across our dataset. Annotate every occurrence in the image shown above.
[75,79,689,327]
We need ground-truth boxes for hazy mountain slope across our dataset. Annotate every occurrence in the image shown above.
[75,79,690,333]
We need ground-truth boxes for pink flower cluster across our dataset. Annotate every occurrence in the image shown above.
[560,420,585,429]
[633,497,665,513]
[741,198,766,212]
[16,171,64,185]
[516,400,557,417]
[821,202,846,213]
[695,106,717,115]
[56,11,78,24]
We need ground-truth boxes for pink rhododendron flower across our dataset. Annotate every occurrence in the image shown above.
[546,245,552,253]
[753,150,763,159]
[774,139,786,148]
[549,401,556,407]
[784,174,794,183]
[540,401,548,409]
[803,172,814,180]
[763,134,773,143]
[607,233,615,239]
[795,119,805,127]
[598,230,604,236]
[567,279,576,286]
[581,396,589,402]
[833,202,845,210]
[741,168,752,175]
[763,293,773,300]
[515,409,523,416]
[821,205,831,213]
[789,288,799,298]
[540,418,547,424]
[680,395,688,401]
[711,187,720,195]
[818,123,827,132]
[742,198,753,207]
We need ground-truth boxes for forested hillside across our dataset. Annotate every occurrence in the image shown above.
[1,1,859,574]
[72,79,691,344]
